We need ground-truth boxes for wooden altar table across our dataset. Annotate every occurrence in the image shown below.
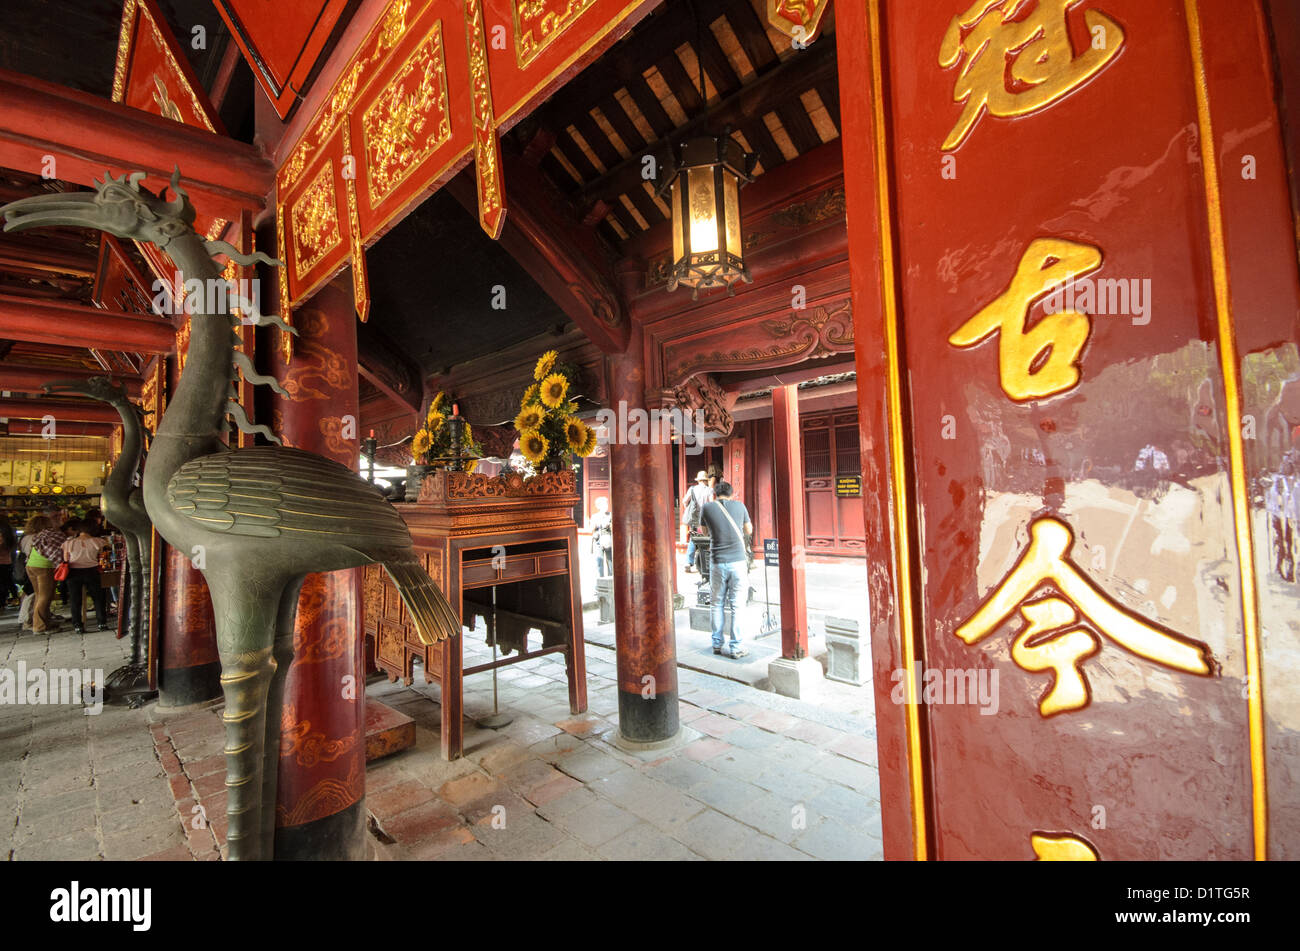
[363,469,588,759]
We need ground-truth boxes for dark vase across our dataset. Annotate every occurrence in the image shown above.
[405,464,437,501]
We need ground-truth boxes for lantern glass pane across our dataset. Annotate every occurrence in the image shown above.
[671,177,683,263]
[688,166,718,254]
[723,173,741,258]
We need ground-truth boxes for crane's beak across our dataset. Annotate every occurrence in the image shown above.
[2,191,100,233]
[42,379,93,398]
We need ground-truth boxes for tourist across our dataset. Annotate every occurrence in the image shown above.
[1267,472,1291,580]
[23,514,65,633]
[61,520,110,634]
[682,470,713,573]
[0,516,16,610]
[700,480,753,659]
[591,496,613,578]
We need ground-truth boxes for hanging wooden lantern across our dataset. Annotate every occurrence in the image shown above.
[658,134,756,297]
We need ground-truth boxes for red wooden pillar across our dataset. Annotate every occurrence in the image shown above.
[835,0,925,862]
[271,278,366,860]
[157,543,222,706]
[157,348,221,707]
[609,324,680,744]
[771,384,809,659]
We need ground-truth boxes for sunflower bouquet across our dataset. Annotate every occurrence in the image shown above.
[513,350,597,473]
[411,391,482,473]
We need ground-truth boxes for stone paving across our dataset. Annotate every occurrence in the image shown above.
[2,602,883,861]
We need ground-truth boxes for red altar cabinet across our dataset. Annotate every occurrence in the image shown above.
[363,469,588,759]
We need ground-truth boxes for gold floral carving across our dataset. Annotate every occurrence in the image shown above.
[278,0,412,195]
[276,203,293,363]
[466,0,506,238]
[290,164,342,281]
[340,122,370,323]
[111,0,138,103]
[379,0,412,49]
[363,22,452,208]
[513,0,597,68]
[421,469,577,502]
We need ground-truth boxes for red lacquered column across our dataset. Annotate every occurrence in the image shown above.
[271,278,366,860]
[609,322,680,744]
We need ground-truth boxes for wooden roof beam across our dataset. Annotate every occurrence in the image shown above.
[0,295,174,353]
[0,69,272,221]
[0,395,123,425]
[0,363,142,398]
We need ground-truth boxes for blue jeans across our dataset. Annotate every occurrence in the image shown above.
[685,532,697,564]
[710,561,747,653]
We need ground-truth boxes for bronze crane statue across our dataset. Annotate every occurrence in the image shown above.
[3,170,461,860]
[43,376,155,703]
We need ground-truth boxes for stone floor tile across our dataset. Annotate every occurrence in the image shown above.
[548,798,639,847]
[644,756,716,791]
[596,821,702,860]
[794,816,883,860]
[677,810,764,861]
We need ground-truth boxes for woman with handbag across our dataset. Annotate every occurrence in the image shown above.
[23,514,66,633]
[61,520,109,634]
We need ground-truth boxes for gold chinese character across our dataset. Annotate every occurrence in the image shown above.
[957,517,1215,717]
[1031,832,1098,860]
[939,0,1126,150]
[1010,596,1100,716]
[949,238,1100,402]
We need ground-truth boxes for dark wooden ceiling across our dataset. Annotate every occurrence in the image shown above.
[364,180,569,377]
[508,0,840,248]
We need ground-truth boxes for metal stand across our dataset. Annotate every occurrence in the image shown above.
[478,590,514,729]
[758,544,779,638]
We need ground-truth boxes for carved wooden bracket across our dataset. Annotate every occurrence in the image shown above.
[667,373,736,438]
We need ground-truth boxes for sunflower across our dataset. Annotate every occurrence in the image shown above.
[520,429,549,464]
[534,350,558,381]
[465,458,478,474]
[579,427,599,457]
[539,372,569,409]
[514,406,544,432]
[564,416,589,452]
[411,428,432,461]
[431,391,448,414]
[426,411,445,432]
[522,383,540,405]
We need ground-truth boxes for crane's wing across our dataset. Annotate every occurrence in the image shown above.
[167,446,458,643]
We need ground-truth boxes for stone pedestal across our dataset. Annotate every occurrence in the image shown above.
[825,616,866,685]
[768,655,824,700]
[595,576,615,623]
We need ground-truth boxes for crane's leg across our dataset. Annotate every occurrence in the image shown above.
[209,572,284,861]
[260,576,305,859]
[134,531,150,666]
[123,532,142,664]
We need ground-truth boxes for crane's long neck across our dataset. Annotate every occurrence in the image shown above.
[143,231,232,500]
[104,398,143,501]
